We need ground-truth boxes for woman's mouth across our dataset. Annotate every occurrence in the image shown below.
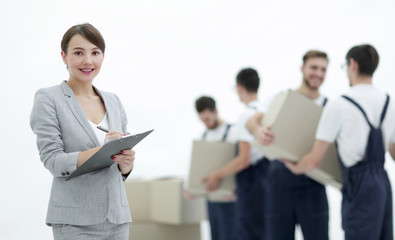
[80,68,94,73]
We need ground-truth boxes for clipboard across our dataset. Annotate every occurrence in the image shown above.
[66,129,154,181]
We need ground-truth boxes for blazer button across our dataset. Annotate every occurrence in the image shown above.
[66,172,70,175]
[61,172,66,176]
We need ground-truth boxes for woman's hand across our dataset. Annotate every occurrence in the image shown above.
[106,131,135,175]
[105,130,125,141]
[113,149,135,175]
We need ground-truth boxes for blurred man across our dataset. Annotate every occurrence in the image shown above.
[246,51,330,240]
[283,44,395,240]
[193,96,238,240]
[204,68,268,240]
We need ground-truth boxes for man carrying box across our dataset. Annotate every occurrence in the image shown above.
[282,44,395,240]
[189,96,238,240]
[204,68,268,240]
[246,51,330,240]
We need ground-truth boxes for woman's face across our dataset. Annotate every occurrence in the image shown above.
[61,34,104,83]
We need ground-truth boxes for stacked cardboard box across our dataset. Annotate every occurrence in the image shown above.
[130,222,201,240]
[186,140,236,202]
[124,178,205,240]
[252,90,342,189]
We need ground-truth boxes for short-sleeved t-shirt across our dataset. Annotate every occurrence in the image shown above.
[316,84,395,167]
[236,100,266,164]
[202,122,237,144]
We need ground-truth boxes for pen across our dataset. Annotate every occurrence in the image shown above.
[97,125,110,133]
[97,125,131,136]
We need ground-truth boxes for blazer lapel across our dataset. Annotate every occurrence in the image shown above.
[93,85,117,131]
[61,81,100,146]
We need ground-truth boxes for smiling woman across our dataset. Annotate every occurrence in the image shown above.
[61,25,105,86]
[30,23,135,240]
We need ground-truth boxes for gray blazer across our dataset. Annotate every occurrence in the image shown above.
[30,81,132,226]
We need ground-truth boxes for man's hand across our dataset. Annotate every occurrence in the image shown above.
[202,172,221,192]
[256,126,275,146]
[280,158,303,174]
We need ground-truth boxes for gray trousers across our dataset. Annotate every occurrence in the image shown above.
[52,219,129,240]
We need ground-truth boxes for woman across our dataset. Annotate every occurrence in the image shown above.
[30,23,134,239]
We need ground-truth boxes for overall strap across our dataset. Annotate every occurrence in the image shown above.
[379,95,390,128]
[322,97,328,107]
[202,130,208,140]
[342,94,390,129]
[222,124,232,142]
[342,95,374,129]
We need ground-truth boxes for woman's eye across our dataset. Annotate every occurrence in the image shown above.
[92,51,101,56]
[74,51,83,56]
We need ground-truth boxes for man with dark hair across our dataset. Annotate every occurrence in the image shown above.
[246,50,330,240]
[283,44,395,240]
[236,68,260,93]
[191,96,238,240]
[204,68,268,240]
[195,96,216,113]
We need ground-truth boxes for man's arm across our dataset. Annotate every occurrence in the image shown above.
[246,112,275,146]
[246,112,264,136]
[389,143,395,160]
[203,141,251,191]
[282,140,330,174]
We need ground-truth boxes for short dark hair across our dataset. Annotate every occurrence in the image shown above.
[195,96,216,113]
[303,50,328,65]
[346,44,379,76]
[61,23,105,54]
[236,68,260,93]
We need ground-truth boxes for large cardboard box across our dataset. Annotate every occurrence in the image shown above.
[125,178,206,225]
[124,179,151,221]
[186,140,236,201]
[151,178,207,225]
[130,222,201,240]
[252,90,342,189]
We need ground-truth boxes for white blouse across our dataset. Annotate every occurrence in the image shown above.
[88,113,109,146]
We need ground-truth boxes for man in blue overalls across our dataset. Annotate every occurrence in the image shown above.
[204,68,268,240]
[246,50,330,240]
[190,96,238,240]
[282,44,395,240]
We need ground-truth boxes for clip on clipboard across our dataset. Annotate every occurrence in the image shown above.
[66,129,154,181]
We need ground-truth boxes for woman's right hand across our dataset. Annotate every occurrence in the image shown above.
[105,130,125,142]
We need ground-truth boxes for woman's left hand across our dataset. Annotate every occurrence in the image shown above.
[105,131,135,174]
[112,149,135,174]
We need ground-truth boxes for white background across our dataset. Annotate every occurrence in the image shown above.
[1,0,395,239]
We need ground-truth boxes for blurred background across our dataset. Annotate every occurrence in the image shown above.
[1,0,395,239]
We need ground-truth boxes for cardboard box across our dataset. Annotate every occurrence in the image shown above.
[305,144,342,189]
[125,178,206,225]
[186,140,236,201]
[130,221,201,240]
[151,178,207,225]
[252,90,342,189]
[124,179,151,221]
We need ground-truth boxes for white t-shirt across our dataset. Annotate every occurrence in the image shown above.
[316,84,395,167]
[88,113,109,146]
[202,122,238,144]
[236,100,266,164]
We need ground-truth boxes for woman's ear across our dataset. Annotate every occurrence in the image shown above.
[61,51,68,66]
